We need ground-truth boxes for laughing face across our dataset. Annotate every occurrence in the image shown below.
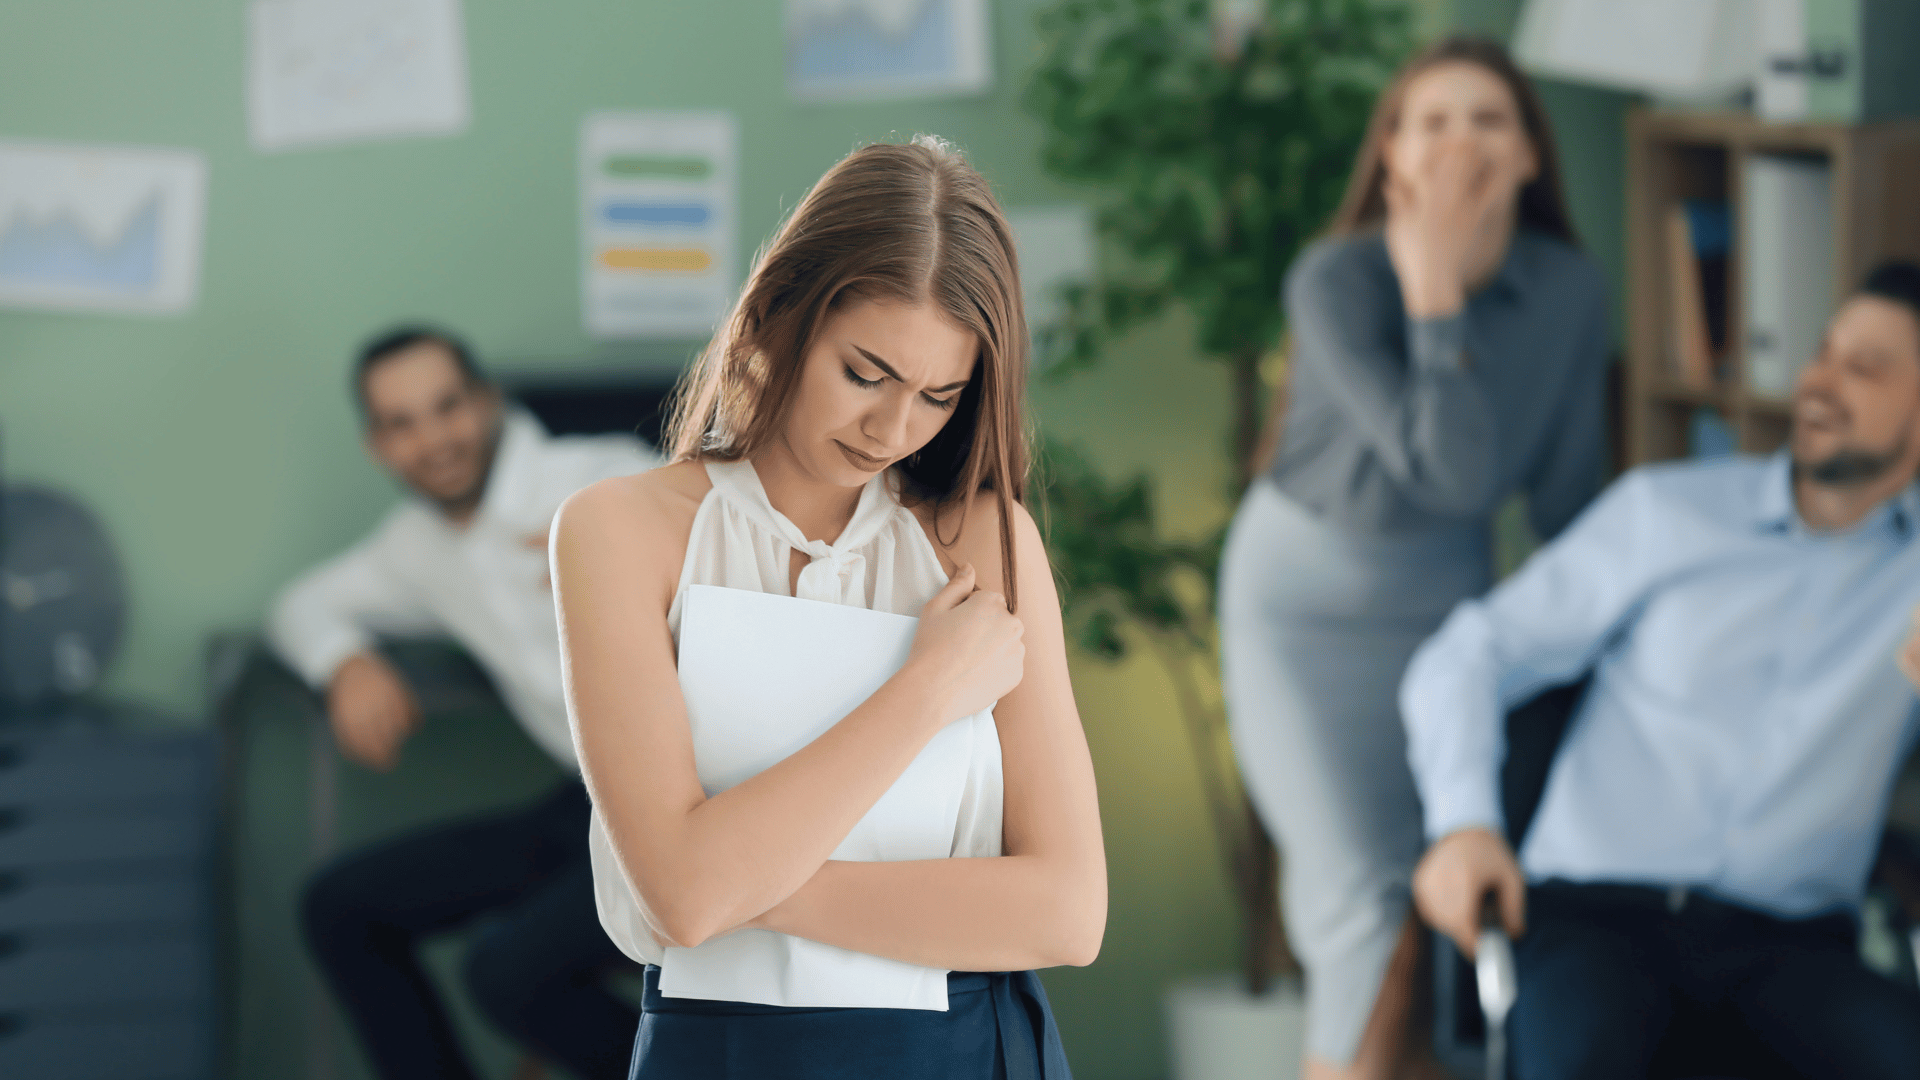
[1791,294,1920,487]
[361,341,502,517]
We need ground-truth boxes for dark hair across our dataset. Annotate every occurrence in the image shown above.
[1861,260,1920,323]
[663,136,1031,609]
[351,326,486,423]
[1327,35,1578,244]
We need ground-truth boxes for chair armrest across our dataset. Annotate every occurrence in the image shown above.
[206,630,325,732]
[205,630,504,734]
[1474,927,1518,1027]
[1875,829,1920,924]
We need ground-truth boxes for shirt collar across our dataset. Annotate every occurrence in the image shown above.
[1754,447,1920,540]
[1889,482,1920,540]
[470,408,548,526]
[1753,450,1796,532]
[1483,230,1534,299]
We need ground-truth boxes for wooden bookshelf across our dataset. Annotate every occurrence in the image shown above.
[1624,109,1920,465]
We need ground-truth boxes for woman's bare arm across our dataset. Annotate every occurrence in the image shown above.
[749,499,1108,970]
[553,467,1024,949]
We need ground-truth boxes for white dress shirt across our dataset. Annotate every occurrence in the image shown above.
[269,409,661,769]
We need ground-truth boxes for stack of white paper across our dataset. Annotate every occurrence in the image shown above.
[659,584,997,1011]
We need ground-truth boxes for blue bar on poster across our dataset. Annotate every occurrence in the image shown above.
[603,202,710,226]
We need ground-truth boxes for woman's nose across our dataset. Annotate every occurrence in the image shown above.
[866,394,913,448]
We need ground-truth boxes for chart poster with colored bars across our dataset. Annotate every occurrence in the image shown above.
[787,0,991,101]
[581,111,738,339]
[0,141,208,316]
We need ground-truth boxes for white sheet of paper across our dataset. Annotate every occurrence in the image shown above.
[786,0,993,102]
[247,0,472,152]
[1514,0,1755,98]
[1005,203,1095,345]
[579,111,739,339]
[0,140,207,315]
[659,584,992,1010]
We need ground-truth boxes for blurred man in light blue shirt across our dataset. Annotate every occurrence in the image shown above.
[1404,262,1920,1080]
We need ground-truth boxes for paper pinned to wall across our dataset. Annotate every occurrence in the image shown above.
[1514,0,1756,101]
[247,0,471,152]
[786,0,992,101]
[0,140,208,316]
[580,111,739,340]
[1005,204,1095,362]
[1756,0,1810,120]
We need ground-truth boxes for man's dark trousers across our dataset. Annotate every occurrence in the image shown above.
[302,780,638,1080]
[1508,880,1920,1080]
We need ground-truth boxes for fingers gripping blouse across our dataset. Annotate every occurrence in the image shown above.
[584,460,1004,977]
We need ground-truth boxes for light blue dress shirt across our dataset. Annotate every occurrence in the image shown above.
[1402,451,1920,918]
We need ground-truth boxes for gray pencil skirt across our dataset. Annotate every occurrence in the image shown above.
[1219,481,1489,1066]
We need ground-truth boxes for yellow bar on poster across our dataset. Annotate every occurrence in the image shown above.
[598,247,712,271]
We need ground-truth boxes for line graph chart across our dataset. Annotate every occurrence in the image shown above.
[0,141,207,316]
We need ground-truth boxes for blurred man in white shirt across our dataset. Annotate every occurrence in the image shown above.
[271,327,659,1080]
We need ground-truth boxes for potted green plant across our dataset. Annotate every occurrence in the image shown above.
[1026,1,1411,1075]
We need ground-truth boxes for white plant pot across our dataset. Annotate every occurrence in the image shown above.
[1164,972,1307,1080]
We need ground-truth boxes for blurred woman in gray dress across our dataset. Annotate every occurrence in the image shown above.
[1220,38,1607,1080]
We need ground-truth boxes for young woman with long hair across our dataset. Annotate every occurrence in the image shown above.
[1219,37,1609,1080]
[550,137,1104,1078]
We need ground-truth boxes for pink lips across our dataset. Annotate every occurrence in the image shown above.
[834,440,890,472]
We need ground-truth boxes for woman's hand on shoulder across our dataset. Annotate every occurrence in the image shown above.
[908,563,1026,721]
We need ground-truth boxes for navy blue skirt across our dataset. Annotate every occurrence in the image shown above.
[628,965,1072,1080]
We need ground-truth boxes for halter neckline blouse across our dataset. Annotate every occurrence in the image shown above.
[666,458,950,634]
[588,457,1005,974]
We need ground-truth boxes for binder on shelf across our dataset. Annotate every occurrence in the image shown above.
[1665,200,1730,390]
[1742,154,1834,400]
[1689,406,1737,458]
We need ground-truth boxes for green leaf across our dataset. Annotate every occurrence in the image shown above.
[1026,0,1412,371]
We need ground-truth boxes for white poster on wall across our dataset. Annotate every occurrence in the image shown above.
[0,140,208,316]
[247,0,472,152]
[786,0,992,101]
[580,111,739,339]
[1005,204,1095,332]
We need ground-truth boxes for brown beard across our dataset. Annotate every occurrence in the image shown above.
[422,418,503,520]
[1795,412,1915,487]
[1799,449,1901,486]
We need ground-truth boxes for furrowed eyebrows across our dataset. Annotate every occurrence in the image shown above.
[851,345,970,393]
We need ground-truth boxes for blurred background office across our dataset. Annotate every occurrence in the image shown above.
[2,1,1918,1080]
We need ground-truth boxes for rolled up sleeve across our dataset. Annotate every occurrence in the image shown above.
[267,511,439,690]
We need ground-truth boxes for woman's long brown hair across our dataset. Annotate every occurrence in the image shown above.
[663,136,1031,609]
[1327,35,1578,244]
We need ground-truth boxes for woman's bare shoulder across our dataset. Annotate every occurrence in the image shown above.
[555,460,712,568]
[913,489,1048,597]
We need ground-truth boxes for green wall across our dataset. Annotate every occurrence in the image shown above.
[0,0,1092,714]
[0,2,1633,1078]
[1450,0,1634,343]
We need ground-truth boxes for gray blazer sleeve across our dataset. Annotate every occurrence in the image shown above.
[1284,242,1502,517]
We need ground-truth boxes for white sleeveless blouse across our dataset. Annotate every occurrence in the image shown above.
[585,459,1006,982]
